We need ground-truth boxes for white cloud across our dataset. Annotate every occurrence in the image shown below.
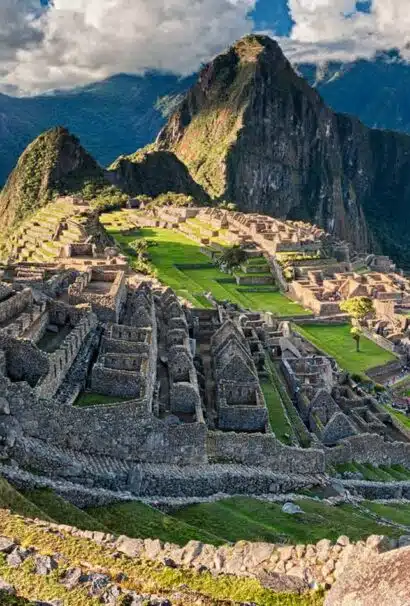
[0,0,256,94]
[279,0,410,63]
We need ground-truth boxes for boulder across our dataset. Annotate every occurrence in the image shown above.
[282,502,304,515]
[34,554,58,575]
[115,536,144,558]
[60,567,84,590]
[7,546,31,568]
[87,573,111,596]
[325,545,410,605]
[257,571,310,593]
[0,537,17,554]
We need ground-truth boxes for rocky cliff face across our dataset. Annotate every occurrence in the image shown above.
[0,127,121,231]
[157,35,410,267]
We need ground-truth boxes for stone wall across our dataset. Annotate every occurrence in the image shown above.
[2,367,207,464]
[208,431,325,474]
[35,313,98,398]
[360,326,399,355]
[68,270,127,323]
[0,492,395,590]
[0,288,32,324]
[289,282,341,316]
[325,433,410,467]
[0,334,49,387]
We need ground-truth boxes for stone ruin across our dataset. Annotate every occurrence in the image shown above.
[1,208,410,502]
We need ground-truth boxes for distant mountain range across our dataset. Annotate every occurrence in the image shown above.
[2,50,410,187]
[299,50,410,134]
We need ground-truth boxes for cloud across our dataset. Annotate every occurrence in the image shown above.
[279,0,410,63]
[1,0,256,95]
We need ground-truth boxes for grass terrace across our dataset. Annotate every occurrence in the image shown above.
[386,405,410,430]
[170,497,403,545]
[86,501,225,546]
[331,462,410,482]
[294,324,396,376]
[104,223,309,315]
[74,392,132,408]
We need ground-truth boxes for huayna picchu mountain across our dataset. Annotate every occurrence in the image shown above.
[157,35,410,268]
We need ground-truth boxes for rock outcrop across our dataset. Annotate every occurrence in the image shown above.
[325,544,410,605]
[157,34,410,268]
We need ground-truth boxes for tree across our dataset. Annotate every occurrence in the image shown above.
[340,296,375,322]
[351,326,362,352]
[217,245,247,270]
[218,200,237,211]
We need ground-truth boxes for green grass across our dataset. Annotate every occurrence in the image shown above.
[332,462,410,482]
[171,497,402,544]
[266,359,312,448]
[363,501,410,526]
[86,500,226,546]
[0,478,53,521]
[386,405,410,430]
[21,489,109,532]
[260,378,293,444]
[105,224,309,315]
[295,324,396,375]
[74,392,131,407]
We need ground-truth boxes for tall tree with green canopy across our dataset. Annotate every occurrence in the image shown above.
[340,297,375,322]
[340,296,375,353]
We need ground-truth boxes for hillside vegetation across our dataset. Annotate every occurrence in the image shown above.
[0,127,127,231]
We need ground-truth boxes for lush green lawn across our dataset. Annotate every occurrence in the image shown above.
[22,489,109,532]
[260,378,292,444]
[1,478,407,552]
[364,501,410,526]
[171,497,402,544]
[0,478,53,521]
[86,500,225,546]
[107,225,309,315]
[295,324,396,375]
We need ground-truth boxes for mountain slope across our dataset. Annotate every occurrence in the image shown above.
[0,73,194,186]
[0,126,125,230]
[157,35,410,267]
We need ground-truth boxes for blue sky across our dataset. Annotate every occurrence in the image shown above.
[252,0,293,36]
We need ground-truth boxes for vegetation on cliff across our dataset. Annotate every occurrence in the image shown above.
[108,146,209,204]
[0,127,127,231]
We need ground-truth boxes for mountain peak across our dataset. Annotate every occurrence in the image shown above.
[157,35,410,267]
[0,126,121,230]
[231,34,282,63]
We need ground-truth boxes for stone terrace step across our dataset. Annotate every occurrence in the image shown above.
[14,437,322,498]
